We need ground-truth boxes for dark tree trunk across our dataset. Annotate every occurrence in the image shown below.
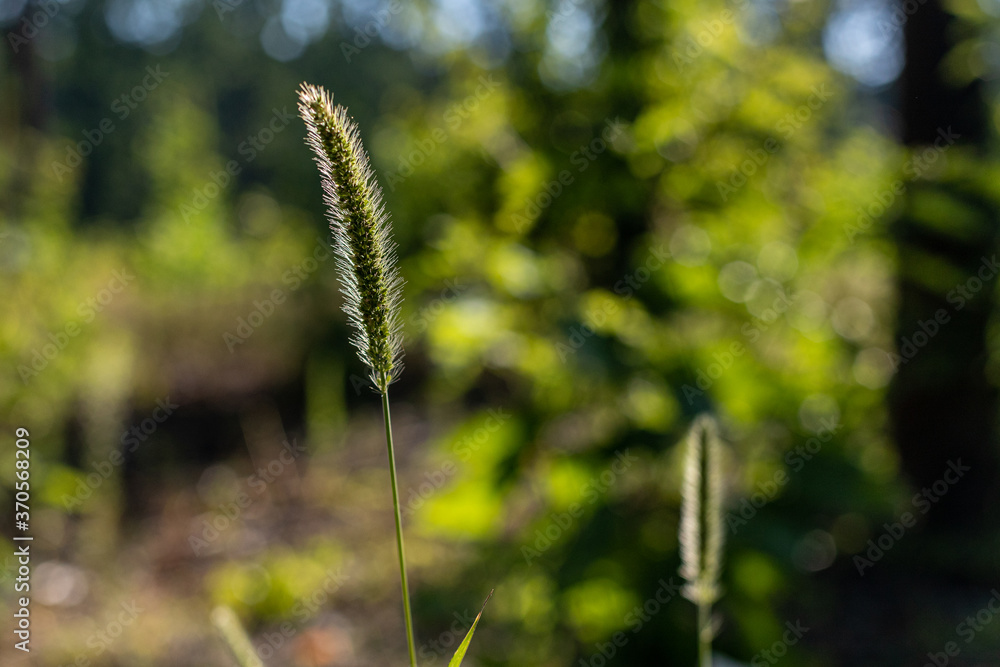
[890,0,1000,537]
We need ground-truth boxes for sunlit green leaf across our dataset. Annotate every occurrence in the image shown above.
[448,590,494,667]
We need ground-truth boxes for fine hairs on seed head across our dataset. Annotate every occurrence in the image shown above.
[298,83,404,393]
[679,413,726,664]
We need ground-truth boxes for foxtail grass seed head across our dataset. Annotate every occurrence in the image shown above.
[679,414,725,608]
[298,83,403,393]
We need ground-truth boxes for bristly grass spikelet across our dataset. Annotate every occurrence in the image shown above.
[679,414,726,667]
[297,82,492,667]
[297,83,403,394]
[298,82,417,666]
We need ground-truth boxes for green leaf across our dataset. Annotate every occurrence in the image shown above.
[448,589,494,667]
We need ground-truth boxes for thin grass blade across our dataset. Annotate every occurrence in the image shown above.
[448,589,494,667]
[211,606,264,667]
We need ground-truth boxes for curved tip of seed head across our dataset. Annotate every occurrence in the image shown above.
[298,82,405,388]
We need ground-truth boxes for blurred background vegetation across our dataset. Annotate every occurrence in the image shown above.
[2,0,1000,664]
